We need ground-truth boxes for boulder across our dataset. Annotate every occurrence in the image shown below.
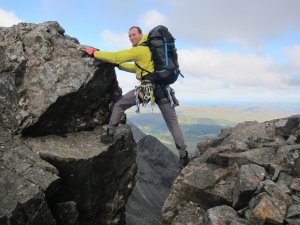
[160,115,300,225]
[53,201,79,225]
[0,21,136,225]
[0,21,121,135]
[233,164,265,209]
[285,203,300,225]
[0,126,59,225]
[25,125,136,225]
[205,205,238,225]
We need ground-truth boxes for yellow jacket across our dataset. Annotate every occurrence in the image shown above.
[94,34,154,80]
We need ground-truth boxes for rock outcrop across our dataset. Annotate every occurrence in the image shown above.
[160,115,300,225]
[0,21,121,135]
[0,126,59,225]
[0,21,136,225]
[26,125,136,225]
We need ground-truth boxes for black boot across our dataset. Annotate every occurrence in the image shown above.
[179,151,189,168]
[100,127,115,144]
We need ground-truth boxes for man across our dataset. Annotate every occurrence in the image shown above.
[84,26,189,168]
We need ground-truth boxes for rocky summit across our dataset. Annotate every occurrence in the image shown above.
[0,21,136,225]
[160,115,300,225]
[1,21,300,225]
[0,21,122,135]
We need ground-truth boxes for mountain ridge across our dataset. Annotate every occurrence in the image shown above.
[126,123,179,225]
[1,21,299,225]
[160,115,300,225]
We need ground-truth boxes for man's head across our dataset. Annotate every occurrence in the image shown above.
[129,26,143,46]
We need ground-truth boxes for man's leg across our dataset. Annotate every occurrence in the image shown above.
[158,102,189,167]
[109,89,136,126]
[101,89,136,143]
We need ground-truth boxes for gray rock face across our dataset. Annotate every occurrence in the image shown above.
[126,134,179,225]
[0,21,121,135]
[160,115,300,225]
[0,126,59,225]
[205,205,238,225]
[233,164,265,209]
[0,21,136,225]
[26,125,136,225]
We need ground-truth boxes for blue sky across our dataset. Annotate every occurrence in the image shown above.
[1,0,300,110]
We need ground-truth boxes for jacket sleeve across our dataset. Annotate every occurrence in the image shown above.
[94,48,139,64]
[93,44,154,80]
[119,63,136,73]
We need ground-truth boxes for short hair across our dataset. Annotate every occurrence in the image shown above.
[129,26,142,34]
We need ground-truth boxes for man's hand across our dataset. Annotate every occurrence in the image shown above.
[84,46,97,56]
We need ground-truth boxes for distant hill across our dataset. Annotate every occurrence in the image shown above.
[128,112,222,155]
[126,104,296,155]
[176,104,296,126]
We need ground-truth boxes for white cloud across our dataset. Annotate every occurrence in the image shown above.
[0,8,22,27]
[285,45,300,68]
[162,46,300,102]
[99,30,131,50]
[139,10,168,31]
[172,74,300,102]
[116,70,137,93]
[166,0,300,48]
[178,48,291,89]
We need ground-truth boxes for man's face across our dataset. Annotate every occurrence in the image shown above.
[129,28,143,46]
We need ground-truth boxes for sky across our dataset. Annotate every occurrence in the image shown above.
[1,0,300,110]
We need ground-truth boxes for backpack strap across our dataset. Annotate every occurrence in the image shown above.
[138,41,148,47]
[135,62,152,77]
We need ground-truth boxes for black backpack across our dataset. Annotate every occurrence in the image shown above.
[136,25,184,85]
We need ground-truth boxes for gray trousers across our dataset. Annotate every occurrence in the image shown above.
[109,89,187,156]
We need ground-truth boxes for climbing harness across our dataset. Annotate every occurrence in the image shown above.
[166,86,179,108]
[134,80,156,113]
[166,86,175,108]
[134,80,179,113]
